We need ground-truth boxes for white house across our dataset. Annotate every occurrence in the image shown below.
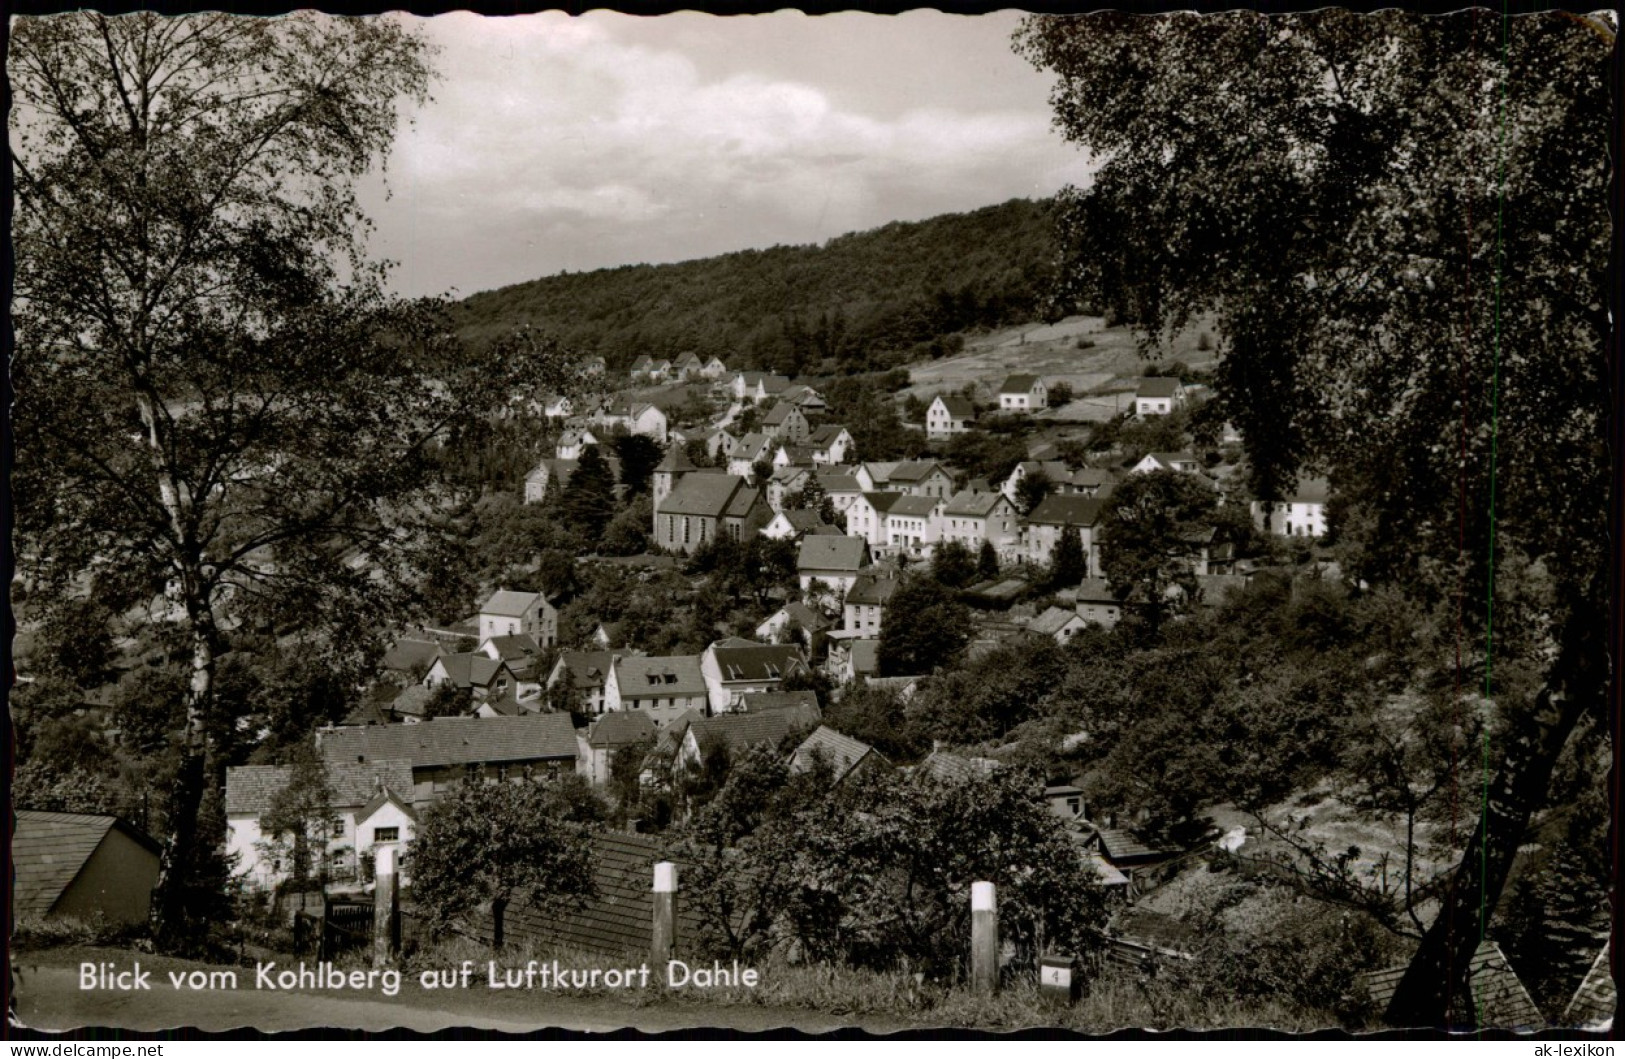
[1029,606,1088,644]
[887,461,955,500]
[998,374,1048,414]
[807,425,854,465]
[1130,451,1203,476]
[883,495,942,558]
[844,491,903,549]
[478,589,557,646]
[699,639,810,713]
[604,653,709,728]
[926,394,976,439]
[557,428,599,461]
[225,759,414,892]
[940,490,1021,556]
[1025,494,1106,573]
[1251,477,1331,538]
[1134,377,1187,417]
[796,535,869,596]
[842,571,899,636]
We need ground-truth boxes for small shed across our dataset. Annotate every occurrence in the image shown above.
[12,810,162,926]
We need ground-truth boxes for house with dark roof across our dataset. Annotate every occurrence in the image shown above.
[917,750,1001,784]
[700,639,810,713]
[604,654,708,727]
[676,700,821,774]
[381,637,441,677]
[796,535,870,595]
[425,652,519,706]
[673,352,705,380]
[556,428,600,460]
[1129,451,1204,476]
[788,726,887,785]
[1075,577,1125,628]
[854,461,900,492]
[546,650,617,714]
[1029,605,1088,644]
[580,710,658,785]
[653,473,766,554]
[843,491,904,548]
[926,394,976,439]
[999,374,1048,413]
[12,810,161,926]
[479,633,544,683]
[1025,494,1106,574]
[883,494,944,558]
[941,490,1021,557]
[1250,476,1331,538]
[761,506,832,542]
[1134,377,1187,417]
[755,601,830,646]
[826,636,881,684]
[225,758,414,891]
[478,589,557,647]
[815,471,864,517]
[843,570,900,635]
[807,424,853,465]
[888,460,955,499]
[782,384,828,414]
[761,402,810,444]
[317,714,581,806]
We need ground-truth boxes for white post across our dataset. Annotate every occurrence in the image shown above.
[373,845,398,969]
[971,880,997,994]
[652,861,677,966]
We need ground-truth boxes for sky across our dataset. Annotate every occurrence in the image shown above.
[358,11,1097,299]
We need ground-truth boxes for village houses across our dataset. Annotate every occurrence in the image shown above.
[1025,494,1106,574]
[887,460,955,499]
[883,495,943,558]
[940,490,1022,558]
[698,639,811,713]
[603,653,709,727]
[796,535,870,596]
[556,428,599,461]
[843,570,899,635]
[1251,477,1331,537]
[807,424,854,465]
[761,402,810,444]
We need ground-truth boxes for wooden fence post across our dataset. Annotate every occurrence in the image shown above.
[374,845,399,969]
[971,880,998,995]
[651,861,677,967]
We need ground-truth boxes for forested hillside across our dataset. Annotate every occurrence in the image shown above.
[452,198,1061,374]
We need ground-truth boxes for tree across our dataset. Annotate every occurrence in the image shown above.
[560,445,618,536]
[876,575,971,677]
[1047,526,1086,590]
[1046,381,1075,408]
[1014,468,1054,515]
[256,748,337,890]
[1099,470,1218,632]
[1018,10,1611,1027]
[409,776,605,951]
[930,540,977,589]
[10,13,581,952]
[611,433,664,496]
[976,539,1001,581]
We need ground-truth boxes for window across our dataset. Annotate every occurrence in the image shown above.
[465,763,480,783]
[373,827,399,843]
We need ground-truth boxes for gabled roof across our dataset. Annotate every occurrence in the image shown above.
[1136,377,1184,398]
[1075,577,1120,605]
[1358,941,1545,1030]
[886,495,941,518]
[1143,451,1200,470]
[1093,827,1175,863]
[225,759,415,816]
[816,472,862,494]
[789,726,885,783]
[320,714,580,769]
[781,509,829,533]
[845,573,900,607]
[587,710,658,749]
[382,638,441,673]
[889,460,947,483]
[689,704,819,756]
[11,811,161,917]
[615,654,708,700]
[1286,477,1331,504]
[1000,374,1042,394]
[807,424,850,446]
[710,642,807,683]
[762,403,801,425]
[943,490,1012,518]
[1030,606,1085,636]
[556,650,616,687]
[861,461,901,484]
[655,446,698,474]
[434,652,510,689]
[860,490,906,514]
[660,473,755,519]
[1563,943,1615,1028]
[1027,495,1106,528]
[765,602,829,632]
[391,684,434,718]
[356,786,418,824]
[932,394,976,417]
[483,633,541,663]
[797,535,867,573]
[918,750,1001,784]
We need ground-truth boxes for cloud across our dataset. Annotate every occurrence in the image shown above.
[362,12,1094,297]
